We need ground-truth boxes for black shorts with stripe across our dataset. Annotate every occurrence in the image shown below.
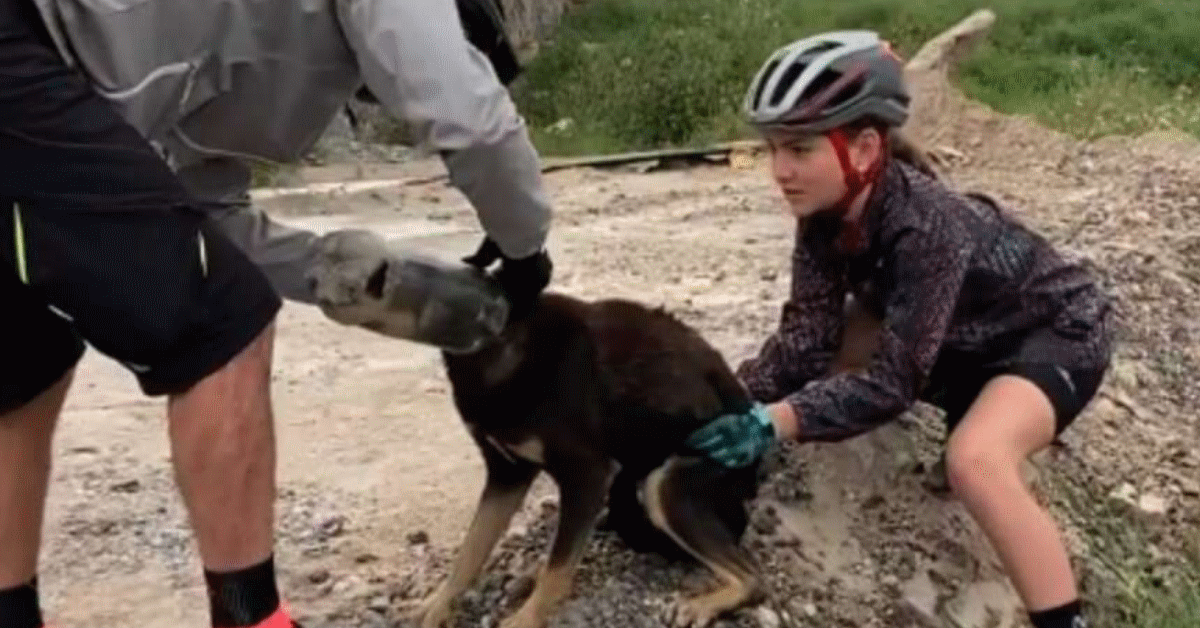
[919,321,1113,438]
[0,0,280,413]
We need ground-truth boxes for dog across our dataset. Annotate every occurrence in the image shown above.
[410,279,884,628]
[306,235,884,628]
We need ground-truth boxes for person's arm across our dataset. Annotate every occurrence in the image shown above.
[335,0,551,261]
[687,220,973,467]
[177,157,323,304]
[736,235,847,403]
[780,222,973,442]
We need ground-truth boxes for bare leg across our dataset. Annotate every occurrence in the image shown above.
[0,370,73,589]
[944,375,1077,611]
[167,324,278,572]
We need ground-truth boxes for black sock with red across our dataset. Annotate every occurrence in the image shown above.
[1029,599,1086,628]
[203,555,283,627]
[0,577,43,628]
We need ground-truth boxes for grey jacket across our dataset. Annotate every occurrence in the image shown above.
[31,0,552,303]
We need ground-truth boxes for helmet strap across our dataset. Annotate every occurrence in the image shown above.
[825,127,888,253]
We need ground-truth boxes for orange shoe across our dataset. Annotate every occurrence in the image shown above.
[216,605,298,628]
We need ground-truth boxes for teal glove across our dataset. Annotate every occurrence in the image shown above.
[685,402,778,468]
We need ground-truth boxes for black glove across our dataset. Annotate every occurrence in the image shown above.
[463,237,552,317]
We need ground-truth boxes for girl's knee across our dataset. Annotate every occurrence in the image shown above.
[944,436,1022,499]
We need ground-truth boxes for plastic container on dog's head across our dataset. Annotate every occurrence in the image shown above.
[308,229,509,354]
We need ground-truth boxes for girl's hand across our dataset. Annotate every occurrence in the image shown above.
[685,402,789,468]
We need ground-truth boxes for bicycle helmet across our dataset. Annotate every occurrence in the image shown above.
[744,31,911,242]
[743,30,910,133]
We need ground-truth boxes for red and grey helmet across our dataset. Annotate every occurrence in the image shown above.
[743,30,910,133]
[745,31,911,240]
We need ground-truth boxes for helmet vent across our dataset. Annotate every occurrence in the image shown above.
[768,61,807,107]
[797,68,865,110]
[752,59,781,109]
[806,41,843,55]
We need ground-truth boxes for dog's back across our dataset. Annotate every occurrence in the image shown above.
[580,297,753,468]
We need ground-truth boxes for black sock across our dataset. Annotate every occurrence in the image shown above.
[203,555,282,627]
[1029,599,1085,628]
[0,577,43,628]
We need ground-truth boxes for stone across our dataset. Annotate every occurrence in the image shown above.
[902,570,939,621]
[319,516,346,538]
[752,607,781,628]
[308,569,332,585]
[1137,493,1170,520]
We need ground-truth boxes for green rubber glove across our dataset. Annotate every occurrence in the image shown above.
[685,402,779,468]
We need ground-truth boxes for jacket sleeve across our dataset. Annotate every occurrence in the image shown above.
[736,236,847,403]
[177,157,322,304]
[785,223,974,442]
[335,0,551,260]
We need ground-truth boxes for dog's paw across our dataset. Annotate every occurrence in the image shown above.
[411,588,455,628]
[663,594,721,628]
[498,604,548,628]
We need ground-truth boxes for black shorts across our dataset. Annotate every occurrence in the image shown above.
[0,0,281,414]
[919,328,1110,437]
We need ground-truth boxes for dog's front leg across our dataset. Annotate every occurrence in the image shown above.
[416,443,539,628]
[500,459,613,628]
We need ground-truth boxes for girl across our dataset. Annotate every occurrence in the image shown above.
[686,30,1112,628]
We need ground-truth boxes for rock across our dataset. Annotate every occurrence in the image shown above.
[407,530,430,545]
[1108,483,1138,508]
[752,607,781,628]
[1137,493,1170,520]
[504,574,534,600]
[319,516,346,538]
[902,570,939,621]
[536,495,559,514]
[368,596,389,613]
[111,480,141,493]
[547,118,574,134]
[802,603,817,617]
[308,569,332,585]
[332,575,363,595]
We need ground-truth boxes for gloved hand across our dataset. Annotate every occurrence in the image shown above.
[463,237,552,317]
[684,402,779,468]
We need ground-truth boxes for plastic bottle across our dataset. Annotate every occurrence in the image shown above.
[310,230,509,353]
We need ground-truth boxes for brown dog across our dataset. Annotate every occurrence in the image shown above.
[411,283,884,628]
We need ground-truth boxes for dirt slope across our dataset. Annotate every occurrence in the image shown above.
[37,92,1199,628]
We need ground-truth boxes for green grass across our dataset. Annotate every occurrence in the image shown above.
[1053,468,1200,626]
[1107,566,1200,627]
[508,0,1200,155]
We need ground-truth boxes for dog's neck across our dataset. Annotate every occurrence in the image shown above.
[442,319,530,388]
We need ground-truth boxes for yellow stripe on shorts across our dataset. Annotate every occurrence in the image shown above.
[13,203,28,285]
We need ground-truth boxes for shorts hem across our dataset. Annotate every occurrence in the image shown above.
[0,334,85,414]
[136,292,282,397]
